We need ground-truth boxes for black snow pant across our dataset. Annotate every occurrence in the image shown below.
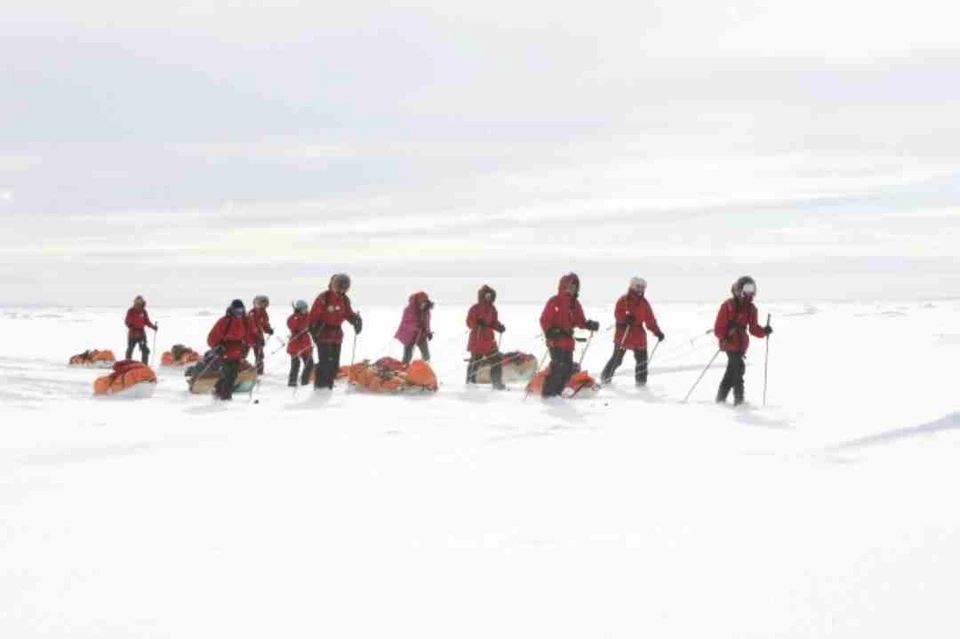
[314,342,342,389]
[466,350,504,388]
[401,338,431,365]
[289,353,314,387]
[253,341,266,375]
[542,348,574,397]
[601,347,649,385]
[126,335,150,364]
[716,351,746,405]
[214,359,241,400]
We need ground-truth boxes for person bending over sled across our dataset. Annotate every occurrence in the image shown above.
[396,291,433,365]
[249,294,274,375]
[539,273,600,397]
[286,300,314,387]
[600,277,664,386]
[124,295,158,364]
[466,285,506,389]
[714,276,772,406]
[207,299,256,400]
[309,274,361,390]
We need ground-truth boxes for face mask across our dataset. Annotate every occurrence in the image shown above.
[740,283,756,297]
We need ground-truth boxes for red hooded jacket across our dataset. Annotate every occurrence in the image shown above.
[466,285,501,354]
[714,297,767,353]
[249,307,273,345]
[125,306,156,339]
[207,314,256,361]
[309,289,357,344]
[286,311,313,357]
[613,290,661,350]
[540,275,587,352]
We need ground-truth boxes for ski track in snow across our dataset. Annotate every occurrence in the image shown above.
[0,302,958,638]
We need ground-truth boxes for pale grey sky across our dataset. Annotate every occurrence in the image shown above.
[2,1,959,304]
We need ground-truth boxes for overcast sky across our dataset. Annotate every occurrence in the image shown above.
[2,1,959,305]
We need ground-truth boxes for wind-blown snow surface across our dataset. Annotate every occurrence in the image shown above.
[2,301,959,637]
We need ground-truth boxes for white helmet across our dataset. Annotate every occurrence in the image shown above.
[629,277,647,293]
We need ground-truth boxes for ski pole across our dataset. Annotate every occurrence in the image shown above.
[763,313,771,407]
[682,349,722,403]
[648,339,661,365]
[577,331,595,367]
[618,326,631,352]
[150,324,159,368]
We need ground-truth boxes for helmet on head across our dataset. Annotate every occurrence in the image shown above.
[253,295,269,309]
[330,273,351,293]
[133,295,146,307]
[294,299,309,313]
[629,277,647,294]
[732,276,757,299]
[227,299,246,317]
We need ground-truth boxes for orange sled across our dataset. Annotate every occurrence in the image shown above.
[70,349,116,368]
[94,360,157,398]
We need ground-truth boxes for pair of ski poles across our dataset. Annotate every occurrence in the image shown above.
[682,315,772,405]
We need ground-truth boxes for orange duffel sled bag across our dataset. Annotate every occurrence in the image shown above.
[94,361,158,398]
[70,349,116,367]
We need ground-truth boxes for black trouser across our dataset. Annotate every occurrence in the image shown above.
[601,347,648,385]
[717,351,746,405]
[289,353,314,387]
[126,335,150,364]
[253,341,266,375]
[401,338,430,365]
[467,350,503,387]
[214,359,241,400]
[542,348,574,397]
[314,342,342,389]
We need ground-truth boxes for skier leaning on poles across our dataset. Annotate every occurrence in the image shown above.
[600,277,664,386]
[714,276,772,406]
[248,294,274,376]
[286,300,314,387]
[309,273,361,390]
[124,295,157,364]
[466,284,506,389]
[207,299,257,401]
[539,273,600,397]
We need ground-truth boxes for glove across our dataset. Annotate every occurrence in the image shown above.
[764,326,773,336]
[309,322,325,339]
[266,328,274,336]
[427,331,434,341]
[476,318,487,328]
[214,345,226,356]
[495,323,505,333]
[584,320,600,332]
[352,315,363,335]
[654,331,665,342]
[625,315,635,327]
[153,322,159,331]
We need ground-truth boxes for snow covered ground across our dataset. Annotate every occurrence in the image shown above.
[2,300,959,637]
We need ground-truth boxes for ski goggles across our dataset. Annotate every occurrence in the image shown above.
[740,283,757,296]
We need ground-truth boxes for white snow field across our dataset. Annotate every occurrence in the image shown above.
[2,300,959,637]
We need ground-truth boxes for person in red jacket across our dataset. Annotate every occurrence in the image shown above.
[395,291,433,365]
[286,299,314,387]
[207,299,257,400]
[124,295,158,364]
[466,285,506,389]
[309,273,362,389]
[539,273,600,397]
[714,276,773,405]
[248,294,274,375]
[600,277,664,386]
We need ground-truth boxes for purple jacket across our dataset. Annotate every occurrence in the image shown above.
[395,292,432,345]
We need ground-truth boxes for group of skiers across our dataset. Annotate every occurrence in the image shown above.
[123,273,772,404]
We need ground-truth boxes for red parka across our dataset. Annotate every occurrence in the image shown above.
[714,297,767,353]
[540,275,587,352]
[286,312,313,357]
[309,289,357,344]
[207,314,256,361]
[613,290,661,350]
[125,306,156,339]
[249,307,273,346]
[466,285,501,355]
